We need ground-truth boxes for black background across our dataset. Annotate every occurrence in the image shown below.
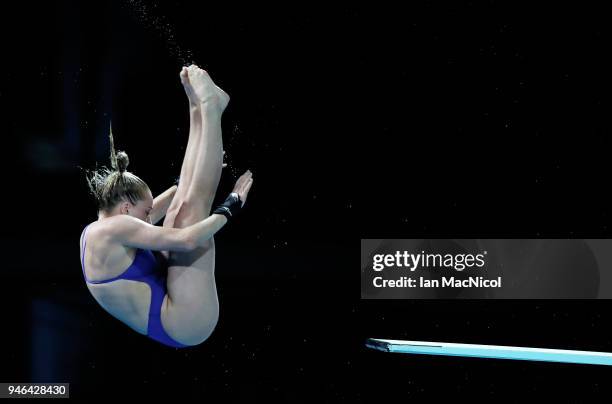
[0,0,611,401]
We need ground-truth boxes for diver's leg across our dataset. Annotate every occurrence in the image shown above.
[164,65,228,223]
[160,67,229,345]
[181,65,228,212]
[163,67,202,220]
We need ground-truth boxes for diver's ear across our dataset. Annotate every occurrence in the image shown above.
[119,201,131,215]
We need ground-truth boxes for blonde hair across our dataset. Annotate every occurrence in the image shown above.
[83,123,150,213]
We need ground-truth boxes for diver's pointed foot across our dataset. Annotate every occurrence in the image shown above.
[180,66,199,106]
[186,65,230,113]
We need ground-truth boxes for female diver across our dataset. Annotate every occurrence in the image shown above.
[79,65,254,348]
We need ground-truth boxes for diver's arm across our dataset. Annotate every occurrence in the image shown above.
[116,171,252,250]
[151,185,178,224]
[182,171,253,247]
[184,214,228,247]
[110,214,226,252]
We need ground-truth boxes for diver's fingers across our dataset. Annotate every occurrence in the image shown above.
[240,176,253,192]
[238,170,250,181]
[239,179,253,206]
[234,171,251,189]
[244,178,254,193]
[241,172,252,185]
[242,179,254,200]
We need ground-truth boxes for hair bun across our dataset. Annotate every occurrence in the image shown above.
[116,151,129,173]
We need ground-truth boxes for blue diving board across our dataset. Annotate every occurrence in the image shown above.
[366,338,612,366]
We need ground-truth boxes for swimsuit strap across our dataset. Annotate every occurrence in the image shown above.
[80,224,92,282]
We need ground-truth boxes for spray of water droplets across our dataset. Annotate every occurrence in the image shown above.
[123,0,195,66]
[121,1,253,186]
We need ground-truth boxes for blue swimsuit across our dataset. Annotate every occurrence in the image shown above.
[80,224,187,348]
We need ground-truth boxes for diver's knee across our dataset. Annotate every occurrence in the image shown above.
[180,312,219,346]
[166,297,219,344]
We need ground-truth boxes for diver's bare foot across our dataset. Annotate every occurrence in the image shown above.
[187,64,230,113]
[179,66,199,107]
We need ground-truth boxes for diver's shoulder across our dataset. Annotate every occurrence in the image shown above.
[89,216,131,240]
[94,215,147,240]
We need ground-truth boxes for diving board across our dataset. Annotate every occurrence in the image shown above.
[366,338,612,366]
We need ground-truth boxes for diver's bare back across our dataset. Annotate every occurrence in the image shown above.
[80,217,154,334]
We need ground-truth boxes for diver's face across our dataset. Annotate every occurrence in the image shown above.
[127,190,154,224]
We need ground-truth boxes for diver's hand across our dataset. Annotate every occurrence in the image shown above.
[232,170,253,207]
